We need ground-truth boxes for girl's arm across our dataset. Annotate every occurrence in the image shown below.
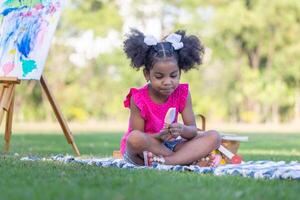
[169,92,198,140]
[129,96,145,131]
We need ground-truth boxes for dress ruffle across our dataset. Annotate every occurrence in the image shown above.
[123,87,146,119]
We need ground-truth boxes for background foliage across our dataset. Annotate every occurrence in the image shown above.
[12,0,300,124]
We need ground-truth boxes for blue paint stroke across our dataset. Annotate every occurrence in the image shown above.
[20,57,37,77]
[15,12,42,58]
[17,29,33,58]
[1,7,19,16]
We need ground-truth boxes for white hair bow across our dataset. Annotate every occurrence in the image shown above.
[143,33,184,50]
[165,33,183,50]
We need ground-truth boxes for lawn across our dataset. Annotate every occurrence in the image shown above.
[0,132,300,200]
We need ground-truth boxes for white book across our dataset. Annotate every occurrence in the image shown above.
[221,133,249,142]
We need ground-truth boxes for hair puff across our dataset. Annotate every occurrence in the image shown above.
[175,30,205,71]
[123,29,150,69]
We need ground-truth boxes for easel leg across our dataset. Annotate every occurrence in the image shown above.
[0,85,8,152]
[0,84,10,126]
[0,78,20,153]
[40,75,80,156]
[4,92,14,153]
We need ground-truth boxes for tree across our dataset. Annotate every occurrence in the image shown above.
[178,0,300,123]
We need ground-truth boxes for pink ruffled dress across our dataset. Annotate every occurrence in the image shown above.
[120,83,189,155]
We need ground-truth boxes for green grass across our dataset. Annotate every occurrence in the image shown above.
[0,132,300,200]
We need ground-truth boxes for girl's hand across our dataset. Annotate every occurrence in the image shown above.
[155,123,184,141]
[155,128,172,141]
[168,123,184,138]
[160,132,174,141]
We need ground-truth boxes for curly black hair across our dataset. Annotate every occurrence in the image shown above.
[123,29,205,72]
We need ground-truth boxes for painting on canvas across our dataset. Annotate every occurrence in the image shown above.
[0,0,62,80]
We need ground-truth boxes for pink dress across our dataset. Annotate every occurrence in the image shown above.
[120,83,189,155]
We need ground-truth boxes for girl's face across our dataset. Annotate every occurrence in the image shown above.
[144,59,180,97]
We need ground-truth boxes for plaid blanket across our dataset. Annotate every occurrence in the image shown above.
[20,155,300,180]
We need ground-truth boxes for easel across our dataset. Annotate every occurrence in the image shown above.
[0,75,80,156]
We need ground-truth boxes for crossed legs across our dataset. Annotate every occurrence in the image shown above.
[125,130,221,166]
[125,130,174,165]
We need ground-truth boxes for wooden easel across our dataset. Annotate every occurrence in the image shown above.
[0,75,80,156]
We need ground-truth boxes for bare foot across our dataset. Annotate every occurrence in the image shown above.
[143,151,165,166]
[194,154,222,167]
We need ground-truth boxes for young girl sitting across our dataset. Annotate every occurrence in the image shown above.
[120,29,221,166]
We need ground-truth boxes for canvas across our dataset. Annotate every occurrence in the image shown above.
[0,0,62,80]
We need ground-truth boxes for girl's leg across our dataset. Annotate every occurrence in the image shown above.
[125,130,173,165]
[163,130,221,165]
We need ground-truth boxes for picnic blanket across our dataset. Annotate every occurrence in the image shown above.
[20,155,300,180]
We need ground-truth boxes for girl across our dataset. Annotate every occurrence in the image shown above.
[120,29,221,166]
